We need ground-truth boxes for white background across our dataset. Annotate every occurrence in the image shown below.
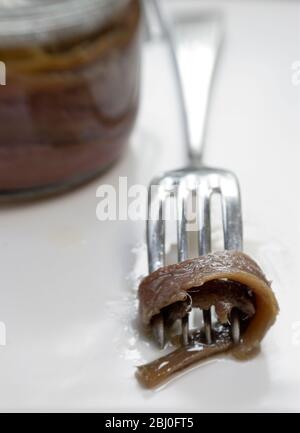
[0,0,299,412]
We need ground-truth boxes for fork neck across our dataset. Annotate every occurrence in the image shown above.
[147,0,222,171]
[188,150,204,169]
[160,5,222,172]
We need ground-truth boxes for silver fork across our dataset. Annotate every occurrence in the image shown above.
[145,0,243,348]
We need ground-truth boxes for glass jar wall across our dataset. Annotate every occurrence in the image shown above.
[0,0,141,196]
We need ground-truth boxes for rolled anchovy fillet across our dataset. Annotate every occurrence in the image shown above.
[137,251,279,387]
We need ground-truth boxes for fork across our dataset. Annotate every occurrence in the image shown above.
[145,0,243,348]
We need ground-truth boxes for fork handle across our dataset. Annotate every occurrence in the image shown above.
[152,1,223,167]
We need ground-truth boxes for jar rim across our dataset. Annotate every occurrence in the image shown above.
[0,0,131,46]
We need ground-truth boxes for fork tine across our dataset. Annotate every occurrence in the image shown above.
[203,309,212,344]
[177,179,189,263]
[197,178,213,343]
[230,308,240,344]
[177,179,191,344]
[220,171,243,251]
[152,314,165,349]
[147,181,167,348]
[181,315,189,345]
[219,171,243,340]
[198,177,212,255]
[147,182,166,273]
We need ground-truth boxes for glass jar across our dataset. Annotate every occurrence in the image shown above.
[0,0,141,197]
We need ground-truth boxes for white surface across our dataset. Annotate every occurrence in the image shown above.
[0,0,300,412]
